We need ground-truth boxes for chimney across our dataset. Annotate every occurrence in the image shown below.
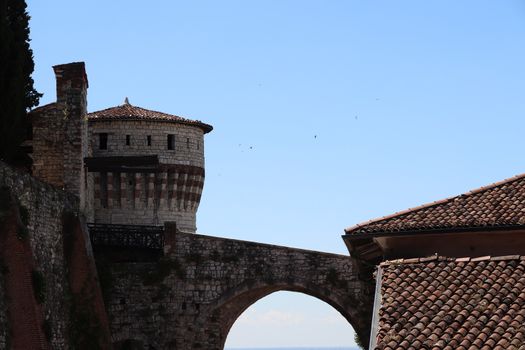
[53,62,88,103]
[52,62,89,210]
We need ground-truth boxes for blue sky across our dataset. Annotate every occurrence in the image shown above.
[27,1,525,347]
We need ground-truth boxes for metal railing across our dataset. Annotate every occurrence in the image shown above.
[87,223,165,250]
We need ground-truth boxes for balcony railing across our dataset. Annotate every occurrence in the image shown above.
[87,223,164,250]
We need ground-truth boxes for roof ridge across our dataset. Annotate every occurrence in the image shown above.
[345,172,525,234]
[379,254,524,266]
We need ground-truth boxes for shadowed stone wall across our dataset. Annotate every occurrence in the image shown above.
[0,161,110,349]
[105,227,373,349]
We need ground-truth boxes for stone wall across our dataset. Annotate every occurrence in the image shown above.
[31,104,64,188]
[0,254,6,348]
[89,120,206,231]
[92,165,203,231]
[30,62,92,220]
[104,228,373,349]
[1,161,78,348]
[0,161,110,349]
[89,120,205,167]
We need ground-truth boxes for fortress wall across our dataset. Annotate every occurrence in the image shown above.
[1,161,78,348]
[89,120,205,167]
[0,265,6,348]
[105,229,372,349]
[0,161,110,349]
[92,166,204,231]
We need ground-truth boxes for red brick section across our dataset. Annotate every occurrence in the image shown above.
[374,255,525,350]
[346,173,525,235]
[0,206,49,349]
[63,213,112,349]
[87,103,213,133]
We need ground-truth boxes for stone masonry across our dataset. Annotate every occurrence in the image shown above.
[20,62,376,349]
[88,119,206,231]
[0,161,110,349]
[105,225,373,349]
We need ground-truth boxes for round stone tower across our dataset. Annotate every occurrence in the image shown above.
[85,100,213,233]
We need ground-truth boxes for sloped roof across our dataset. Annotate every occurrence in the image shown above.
[346,174,525,235]
[86,102,213,133]
[373,255,525,350]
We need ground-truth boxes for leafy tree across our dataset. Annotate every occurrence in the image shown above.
[0,0,41,165]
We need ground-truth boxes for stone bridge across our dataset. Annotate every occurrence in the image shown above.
[100,224,373,349]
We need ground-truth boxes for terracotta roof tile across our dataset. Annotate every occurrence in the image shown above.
[346,174,525,235]
[86,103,213,133]
[374,256,525,350]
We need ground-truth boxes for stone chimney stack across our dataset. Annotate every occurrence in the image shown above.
[52,62,90,212]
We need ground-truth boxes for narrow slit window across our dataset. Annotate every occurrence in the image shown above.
[99,133,108,150]
[186,138,190,149]
[126,135,131,146]
[147,135,152,146]
[167,134,175,150]
[197,140,200,150]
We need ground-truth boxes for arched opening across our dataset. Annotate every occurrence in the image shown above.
[224,291,360,349]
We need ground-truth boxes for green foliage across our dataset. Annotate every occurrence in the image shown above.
[31,269,46,304]
[354,331,367,349]
[0,0,42,164]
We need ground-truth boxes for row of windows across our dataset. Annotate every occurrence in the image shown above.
[98,133,200,151]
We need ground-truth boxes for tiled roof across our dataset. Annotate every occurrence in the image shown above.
[374,255,525,350]
[86,103,213,133]
[346,174,525,235]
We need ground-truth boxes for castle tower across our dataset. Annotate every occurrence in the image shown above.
[84,100,213,232]
[30,62,91,214]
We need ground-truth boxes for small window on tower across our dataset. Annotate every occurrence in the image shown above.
[167,134,175,150]
[186,138,190,149]
[99,133,108,150]
[126,135,131,146]
[147,135,152,146]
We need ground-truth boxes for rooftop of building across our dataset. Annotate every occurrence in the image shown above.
[30,100,213,134]
[345,173,525,237]
[373,254,525,350]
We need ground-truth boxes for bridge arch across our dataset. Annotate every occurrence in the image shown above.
[202,279,365,349]
[104,232,373,349]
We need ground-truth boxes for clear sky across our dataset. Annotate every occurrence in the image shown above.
[26,1,525,348]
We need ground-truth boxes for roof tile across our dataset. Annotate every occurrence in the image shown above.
[346,174,525,235]
[374,257,525,350]
[86,102,213,133]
